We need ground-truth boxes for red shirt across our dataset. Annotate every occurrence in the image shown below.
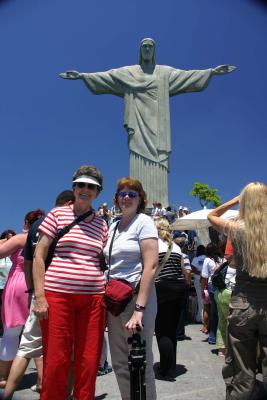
[225,238,233,259]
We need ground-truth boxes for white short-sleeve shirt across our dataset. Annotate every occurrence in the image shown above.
[104,213,158,283]
[191,255,206,273]
[201,257,220,283]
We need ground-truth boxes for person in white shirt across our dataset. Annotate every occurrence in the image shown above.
[191,245,206,324]
[201,243,223,345]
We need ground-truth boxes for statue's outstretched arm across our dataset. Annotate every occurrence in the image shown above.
[212,65,237,75]
[59,71,83,80]
[59,69,125,96]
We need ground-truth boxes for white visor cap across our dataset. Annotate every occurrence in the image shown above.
[72,175,101,187]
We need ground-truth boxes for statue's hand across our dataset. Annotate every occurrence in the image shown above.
[59,70,81,79]
[212,65,237,75]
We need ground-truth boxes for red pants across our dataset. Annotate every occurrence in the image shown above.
[40,291,106,400]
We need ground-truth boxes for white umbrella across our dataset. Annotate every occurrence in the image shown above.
[170,209,238,230]
[170,209,238,245]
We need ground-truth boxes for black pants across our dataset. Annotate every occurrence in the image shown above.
[155,297,186,377]
[176,288,189,337]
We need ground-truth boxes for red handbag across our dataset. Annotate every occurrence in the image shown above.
[104,279,133,316]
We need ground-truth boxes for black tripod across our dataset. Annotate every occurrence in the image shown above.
[128,332,146,400]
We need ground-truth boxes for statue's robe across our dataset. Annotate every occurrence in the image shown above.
[82,65,213,206]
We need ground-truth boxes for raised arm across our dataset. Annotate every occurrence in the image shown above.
[207,196,239,234]
[0,233,25,258]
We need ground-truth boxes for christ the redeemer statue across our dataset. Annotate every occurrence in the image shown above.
[60,38,235,207]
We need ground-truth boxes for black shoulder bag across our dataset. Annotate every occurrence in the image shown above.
[211,261,228,291]
[45,209,93,270]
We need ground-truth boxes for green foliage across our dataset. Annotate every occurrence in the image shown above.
[190,182,221,208]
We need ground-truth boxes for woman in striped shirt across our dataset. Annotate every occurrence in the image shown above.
[154,218,187,382]
[33,165,108,400]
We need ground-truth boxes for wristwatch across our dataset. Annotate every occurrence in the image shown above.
[135,303,146,312]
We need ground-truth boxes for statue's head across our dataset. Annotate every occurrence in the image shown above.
[138,38,156,65]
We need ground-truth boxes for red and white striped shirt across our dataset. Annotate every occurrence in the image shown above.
[39,206,108,294]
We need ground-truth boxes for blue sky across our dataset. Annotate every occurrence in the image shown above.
[0,0,266,232]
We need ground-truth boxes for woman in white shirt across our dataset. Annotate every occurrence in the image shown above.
[104,177,158,400]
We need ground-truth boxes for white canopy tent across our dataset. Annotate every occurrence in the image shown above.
[170,209,238,246]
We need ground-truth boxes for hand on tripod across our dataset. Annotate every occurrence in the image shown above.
[125,311,144,331]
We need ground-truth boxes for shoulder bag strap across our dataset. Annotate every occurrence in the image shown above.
[106,221,120,282]
[154,241,173,279]
[45,209,93,270]
[57,209,93,240]
[214,260,228,275]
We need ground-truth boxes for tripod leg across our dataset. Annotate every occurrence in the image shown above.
[140,367,146,400]
[130,368,139,400]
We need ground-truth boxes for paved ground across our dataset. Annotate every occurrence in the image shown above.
[0,324,227,400]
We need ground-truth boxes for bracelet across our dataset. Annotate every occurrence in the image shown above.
[135,303,146,312]
[25,289,34,294]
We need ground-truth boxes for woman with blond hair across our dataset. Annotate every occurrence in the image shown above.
[154,218,187,381]
[208,182,267,399]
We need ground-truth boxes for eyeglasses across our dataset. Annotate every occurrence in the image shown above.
[118,191,138,198]
[75,182,98,190]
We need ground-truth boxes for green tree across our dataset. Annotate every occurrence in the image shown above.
[190,182,221,208]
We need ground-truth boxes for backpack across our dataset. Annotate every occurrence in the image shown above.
[211,261,228,291]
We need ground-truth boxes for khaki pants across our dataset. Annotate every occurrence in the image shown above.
[223,295,267,400]
[17,297,42,359]
[107,286,157,400]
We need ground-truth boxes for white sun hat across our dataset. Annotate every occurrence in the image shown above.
[72,175,101,187]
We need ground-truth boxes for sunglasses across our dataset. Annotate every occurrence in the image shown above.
[118,191,138,198]
[75,182,98,190]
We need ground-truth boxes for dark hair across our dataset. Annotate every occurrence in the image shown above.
[218,239,227,258]
[72,165,103,192]
[0,229,16,240]
[196,245,206,257]
[205,242,220,263]
[115,177,147,213]
[55,190,75,207]
[24,209,46,226]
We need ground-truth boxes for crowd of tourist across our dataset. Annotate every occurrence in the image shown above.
[0,171,266,400]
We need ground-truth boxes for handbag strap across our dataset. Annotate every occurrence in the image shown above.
[45,209,94,271]
[56,209,93,242]
[106,221,120,282]
[155,241,173,279]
